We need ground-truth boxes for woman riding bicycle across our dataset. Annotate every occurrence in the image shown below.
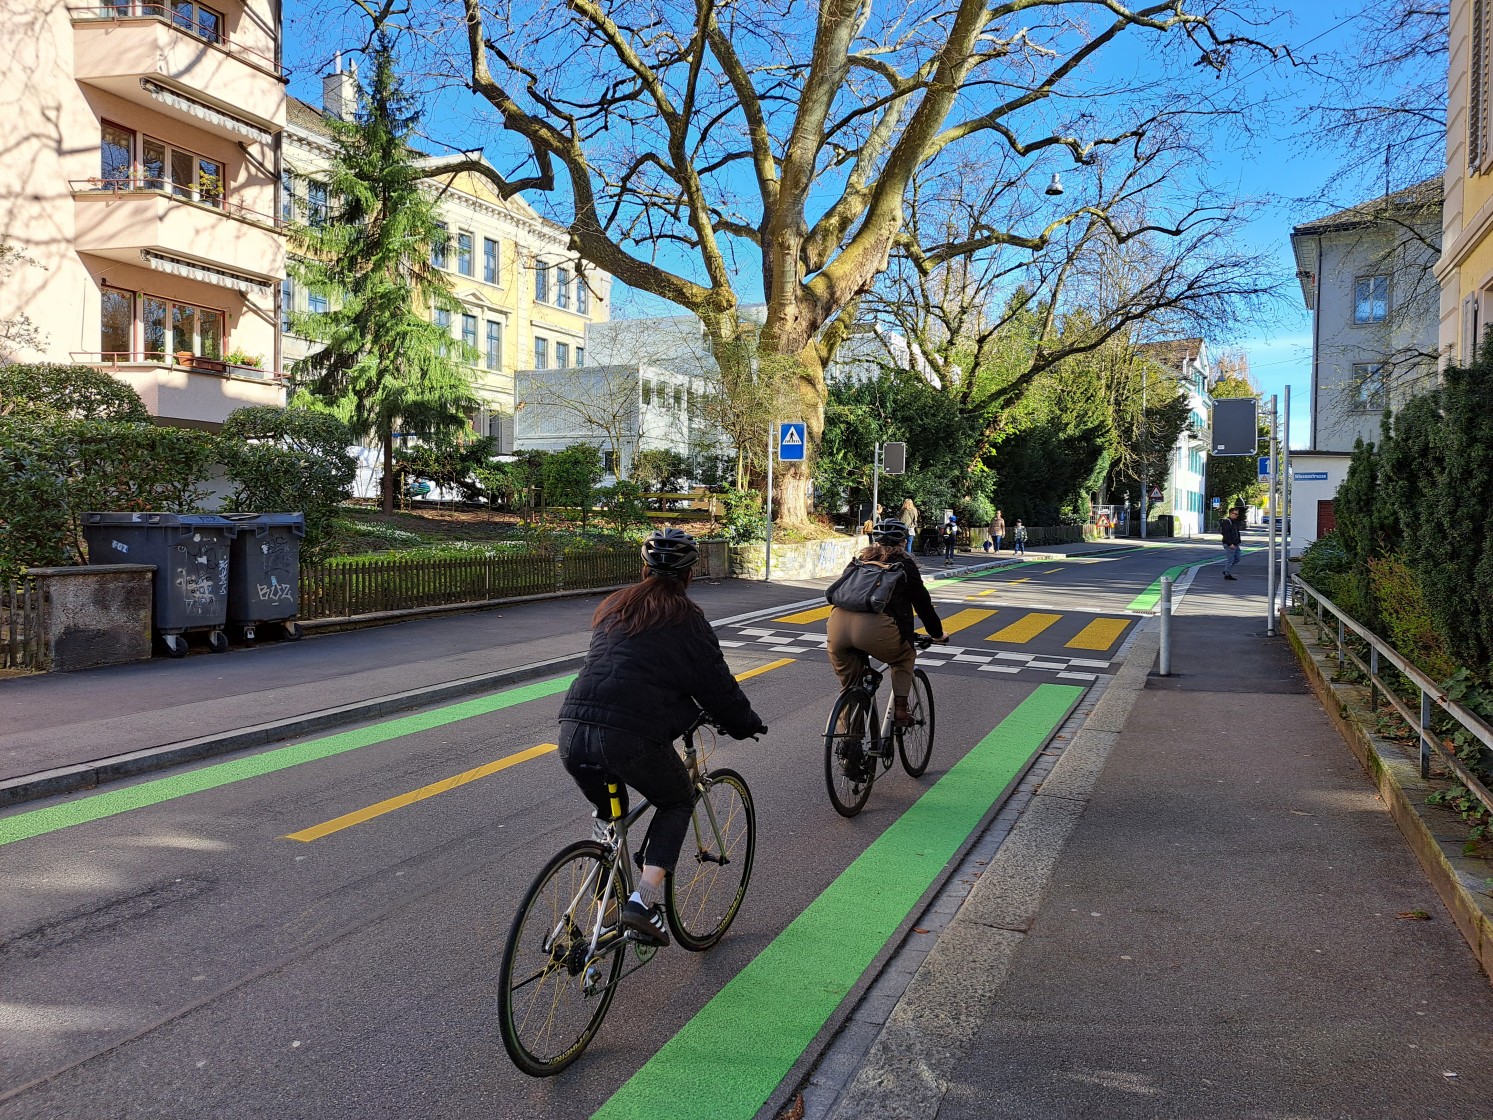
[557,528,767,948]
[825,519,946,726]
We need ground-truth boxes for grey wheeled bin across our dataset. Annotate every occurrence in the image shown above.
[83,512,239,657]
[222,512,306,644]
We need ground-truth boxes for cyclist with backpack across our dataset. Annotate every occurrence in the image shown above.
[557,529,768,947]
[824,520,946,726]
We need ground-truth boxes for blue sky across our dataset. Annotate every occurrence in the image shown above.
[282,4,1422,449]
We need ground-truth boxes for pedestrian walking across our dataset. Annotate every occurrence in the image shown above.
[900,497,918,556]
[1220,506,1242,581]
[941,516,959,566]
[1013,520,1027,556]
[990,509,1006,553]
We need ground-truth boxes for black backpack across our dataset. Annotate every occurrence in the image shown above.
[826,559,904,613]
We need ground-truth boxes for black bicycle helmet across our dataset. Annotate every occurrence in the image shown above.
[641,528,699,575]
[870,519,909,545]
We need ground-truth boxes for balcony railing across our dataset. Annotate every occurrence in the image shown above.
[76,352,282,380]
[69,3,285,78]
[71,178,283,230]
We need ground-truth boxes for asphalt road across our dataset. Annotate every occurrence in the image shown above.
[0,542,1215,1120]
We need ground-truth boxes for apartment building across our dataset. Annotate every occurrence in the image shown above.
[280,69,610,453]
[0,0,287,427]
[1135,338,1213,537]
[1440,0,1493,362]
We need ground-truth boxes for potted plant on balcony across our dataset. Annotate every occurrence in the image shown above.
[225,348,264,371]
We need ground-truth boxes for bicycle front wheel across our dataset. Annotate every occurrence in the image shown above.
[499,840,624,1077]
[824,690,876,817]
[897,668,936,777]
[667,769,756,951]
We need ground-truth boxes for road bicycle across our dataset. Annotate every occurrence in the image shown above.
[823,634,936,817]
[498,714,759,1077]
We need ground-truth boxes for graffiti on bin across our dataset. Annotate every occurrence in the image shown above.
[173,539,230,614]
[260,536,295,578]
[257,577,295,603]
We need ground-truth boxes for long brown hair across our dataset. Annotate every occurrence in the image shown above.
[858,543,906,564]
[593,568,701,635]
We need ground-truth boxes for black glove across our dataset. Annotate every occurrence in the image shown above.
[733,719,769,740]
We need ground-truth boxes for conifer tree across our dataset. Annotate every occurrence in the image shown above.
[291,34,476,513]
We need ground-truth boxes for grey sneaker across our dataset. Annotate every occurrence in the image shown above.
[621,899,670,947]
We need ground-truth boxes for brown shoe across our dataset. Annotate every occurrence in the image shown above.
[893,697,912,726]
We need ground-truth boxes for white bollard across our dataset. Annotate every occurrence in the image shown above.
[1159,576,1173,676]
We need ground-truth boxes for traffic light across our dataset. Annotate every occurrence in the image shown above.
[883,442,906,474]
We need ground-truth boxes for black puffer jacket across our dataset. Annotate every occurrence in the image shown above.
[558,608,763,742]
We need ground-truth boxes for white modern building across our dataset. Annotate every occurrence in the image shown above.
[1136,338,1214,537]
[1288,180,1442,553]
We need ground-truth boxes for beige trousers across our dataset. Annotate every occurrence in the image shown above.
[826,608,916,698]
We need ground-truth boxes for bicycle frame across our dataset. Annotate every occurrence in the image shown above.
[550,720,731,975]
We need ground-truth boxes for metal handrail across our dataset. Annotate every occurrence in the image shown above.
[70,352,283,379]
[68,4,286,77]
[70,178,285,229]
[1292,575,1493,816]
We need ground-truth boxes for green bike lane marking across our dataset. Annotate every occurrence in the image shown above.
[1126,545,1266,611]
[0,675,576,847]
[593,681,1083,1120]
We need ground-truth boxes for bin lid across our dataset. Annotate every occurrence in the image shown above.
[83,512,240,535]
[220,512,307,536]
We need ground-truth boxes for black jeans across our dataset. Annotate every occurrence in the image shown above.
[558,720,693,871]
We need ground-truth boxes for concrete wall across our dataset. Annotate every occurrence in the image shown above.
[27,564,154,671]
[730,535,865,581]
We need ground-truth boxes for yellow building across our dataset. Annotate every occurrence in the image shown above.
[281,72,610,451]
[0,0,287,427]
[1439,0,1493,361]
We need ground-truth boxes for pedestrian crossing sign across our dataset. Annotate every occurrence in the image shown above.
[778,422,806,461]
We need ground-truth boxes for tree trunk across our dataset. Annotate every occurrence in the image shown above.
[381,429,395,515]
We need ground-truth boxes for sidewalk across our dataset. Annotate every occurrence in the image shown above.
[815,545,1493,1118]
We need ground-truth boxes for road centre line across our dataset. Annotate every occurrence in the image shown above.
[0,677,576,848]
[282,660,797,843]
[593,683,1084,1120]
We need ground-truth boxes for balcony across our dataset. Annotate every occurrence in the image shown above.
[80,354,285,429]
[71,7,285,142]
[72,182,283,291]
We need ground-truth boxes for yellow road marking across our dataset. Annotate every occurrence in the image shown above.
[1009,577,1031,584]
[1065,618,1130,651]
[919,608,996,637]
[974,588,997,597]
[1044,568,1063,574]
[987,612,1061,644]
[287,743,558,842]
[774,604,832,625]
[736,657,796,681]
[287,659,796,842]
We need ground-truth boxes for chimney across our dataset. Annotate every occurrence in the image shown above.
[322,52,358,122]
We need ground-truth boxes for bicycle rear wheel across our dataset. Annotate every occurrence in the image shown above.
[897,668,936,777]
[667,769,756,951]
[824,690,876,817]
[499,840,624,1077]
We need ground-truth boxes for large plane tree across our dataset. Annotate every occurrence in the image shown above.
[441,0,1279,525]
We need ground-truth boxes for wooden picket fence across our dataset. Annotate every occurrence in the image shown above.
[298,548,639,621]
[2,575,43,671]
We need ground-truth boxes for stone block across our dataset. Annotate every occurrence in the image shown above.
[25,564,155,672]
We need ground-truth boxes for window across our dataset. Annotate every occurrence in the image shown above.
[306,181,328,227]
[575,346,584,367]
[673,385,683,411]
[432,223,449,269]
[556,267,570,309]
[534,337,549,369]
[1473,0,1491,168]
[457,232,474,277]
[307,290,328,315]
[124,290,223,361]
[1352,362,1386,411]
[280,169,295,223]
[170,0,222,43]
[534,262,549,303]
[602,449,618,474]
[101,288,133,358]
[486,320,502,370]
[1354,275,1389,324]
[576,278,590,315]
[435,308,452,332]
[114,130,221,207]
[555,341,569,368]
[641,380,652,406]
[101,122,133,186]
[461,313,478,354]
[484,237,499,284]
[280,277,294,331]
